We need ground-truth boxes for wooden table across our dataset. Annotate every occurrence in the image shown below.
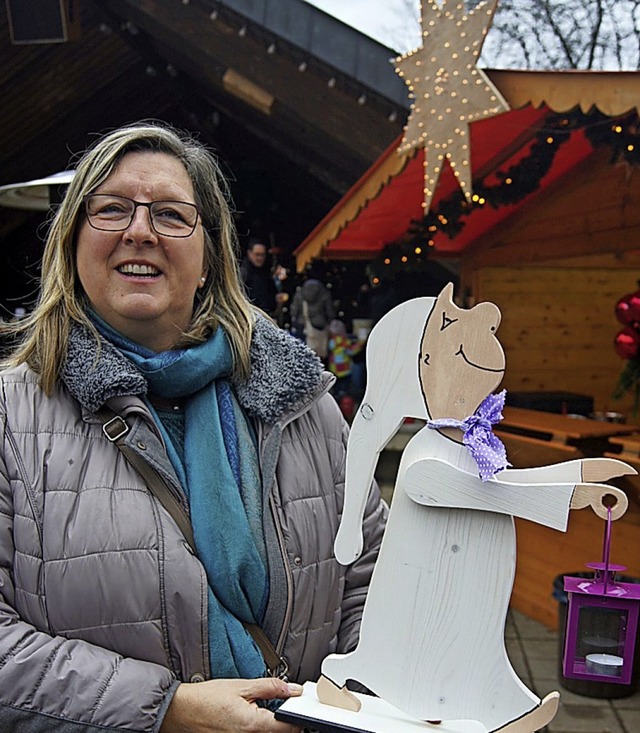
[499,406,638,446]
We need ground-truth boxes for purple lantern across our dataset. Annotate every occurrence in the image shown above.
[563,511,640,685]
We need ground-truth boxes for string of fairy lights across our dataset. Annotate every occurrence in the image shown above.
[366,108,640,282]
[288,109,640,330]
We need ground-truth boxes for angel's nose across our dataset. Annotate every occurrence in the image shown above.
[472,301,502,333]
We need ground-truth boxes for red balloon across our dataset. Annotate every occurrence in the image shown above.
[615,291,640,326]
[614,326,640,359]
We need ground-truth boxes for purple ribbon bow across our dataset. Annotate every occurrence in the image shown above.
[427,389,511,481]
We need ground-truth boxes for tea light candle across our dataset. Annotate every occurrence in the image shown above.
[585,653,624,677]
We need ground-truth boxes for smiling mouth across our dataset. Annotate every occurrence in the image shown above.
[455,345,504,372]
[117,263,161,277]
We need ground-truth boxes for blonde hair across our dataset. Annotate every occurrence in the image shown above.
[2,122,254,392]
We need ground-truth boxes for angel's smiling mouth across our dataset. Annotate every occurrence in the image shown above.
[455,345,505,373]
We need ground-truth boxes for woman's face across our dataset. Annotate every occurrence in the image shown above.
[76,151,207,352]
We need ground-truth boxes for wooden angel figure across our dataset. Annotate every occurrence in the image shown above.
[315,283,635,732]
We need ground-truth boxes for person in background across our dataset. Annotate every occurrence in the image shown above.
[240,239,287,316]
[289,276,335,360]
[327,319,364,400]
[0,122,387,733]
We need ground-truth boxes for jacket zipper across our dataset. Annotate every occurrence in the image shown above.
[269,491,294,658]
[5,425,44,548]
[262,376,335,658]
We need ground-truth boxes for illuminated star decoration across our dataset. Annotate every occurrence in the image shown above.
[394,0,510,212]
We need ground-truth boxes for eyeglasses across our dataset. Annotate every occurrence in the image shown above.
[83,194,200,238]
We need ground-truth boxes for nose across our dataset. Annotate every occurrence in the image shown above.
[123,204,157,243]
[473,301,502,333]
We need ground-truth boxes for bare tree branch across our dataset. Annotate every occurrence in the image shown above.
[477,0,640,70]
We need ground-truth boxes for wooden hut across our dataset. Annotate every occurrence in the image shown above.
[294,69,640,629]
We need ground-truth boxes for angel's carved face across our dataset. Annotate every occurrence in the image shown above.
[419,283,505,421]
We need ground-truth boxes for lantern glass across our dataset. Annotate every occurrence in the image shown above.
[576,605,627,677]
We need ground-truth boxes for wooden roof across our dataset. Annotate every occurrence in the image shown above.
[0,0,407,311]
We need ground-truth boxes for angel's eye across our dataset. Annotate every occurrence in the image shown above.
[441,312,458,331]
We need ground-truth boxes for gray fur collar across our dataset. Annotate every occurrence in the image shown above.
[61,316,325,424]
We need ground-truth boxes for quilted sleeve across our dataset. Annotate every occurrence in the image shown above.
[0,404,177,733]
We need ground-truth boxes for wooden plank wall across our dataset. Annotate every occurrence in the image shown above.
[463,148,640,417]
[476,265,638,416]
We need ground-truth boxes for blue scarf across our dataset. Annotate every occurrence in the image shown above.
[91,315,268,679]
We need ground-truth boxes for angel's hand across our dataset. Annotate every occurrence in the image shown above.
[581,458,637,483]
[570,484,628,520]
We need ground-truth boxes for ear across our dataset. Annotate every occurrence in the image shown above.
[440,281,455,304]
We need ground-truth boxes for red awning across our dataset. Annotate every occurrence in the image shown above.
[295,70,640,270]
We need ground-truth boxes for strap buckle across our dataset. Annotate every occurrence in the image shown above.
[102,415,129,442]
[270,658,289,681]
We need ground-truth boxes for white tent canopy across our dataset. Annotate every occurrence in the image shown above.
[0,171,75,211]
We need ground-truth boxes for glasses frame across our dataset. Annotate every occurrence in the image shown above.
[82,194,201,238]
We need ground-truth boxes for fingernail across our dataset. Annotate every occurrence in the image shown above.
[287,683,303,694]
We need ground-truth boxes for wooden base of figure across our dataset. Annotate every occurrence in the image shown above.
[275,681,560,733]
[276,681,487,733]
[494,692,559,733]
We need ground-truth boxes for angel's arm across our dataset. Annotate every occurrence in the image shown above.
[495,457,635,485]
[404,457,627,531]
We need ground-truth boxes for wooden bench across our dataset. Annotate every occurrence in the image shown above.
[606,432,640,466]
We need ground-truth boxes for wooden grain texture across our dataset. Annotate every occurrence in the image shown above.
[474,266,639,416]
[278,681,487,733]
[497,432,583,467]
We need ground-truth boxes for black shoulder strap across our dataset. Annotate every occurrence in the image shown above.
[94,405,285,678]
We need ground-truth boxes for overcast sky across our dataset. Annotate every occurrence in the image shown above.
[304,1,638,71]
[304,0,421,52]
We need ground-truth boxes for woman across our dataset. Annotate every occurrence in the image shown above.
[0,122,386,732]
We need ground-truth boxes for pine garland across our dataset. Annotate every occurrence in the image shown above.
[369,108,640,279]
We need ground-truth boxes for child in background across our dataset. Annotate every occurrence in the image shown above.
[327,320,364,401]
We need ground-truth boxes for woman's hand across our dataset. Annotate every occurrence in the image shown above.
[159,677,303,733]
